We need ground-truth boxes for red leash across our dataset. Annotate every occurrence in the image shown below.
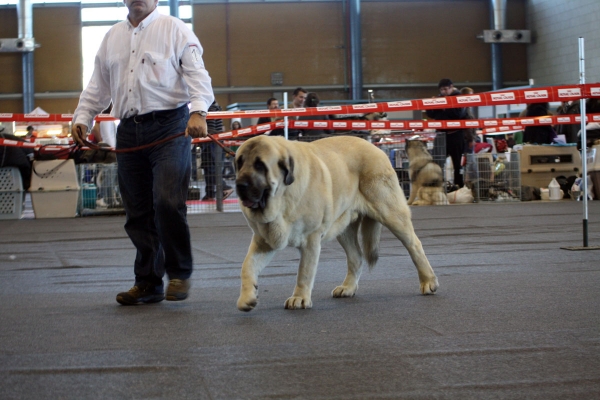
[77,127,236,156]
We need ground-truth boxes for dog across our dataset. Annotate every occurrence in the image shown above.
[234,135,439,311]
[405,140,448,206]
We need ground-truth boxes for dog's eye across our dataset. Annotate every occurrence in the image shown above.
[254,159,266,172]
[236,156,244,171]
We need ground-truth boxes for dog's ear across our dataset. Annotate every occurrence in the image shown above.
[278,155,295,185]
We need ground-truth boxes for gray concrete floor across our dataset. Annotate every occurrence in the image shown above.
[1,201,600,399]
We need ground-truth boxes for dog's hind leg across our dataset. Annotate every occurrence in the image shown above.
[285,232,322,309]
[373,198,439,295]
[332,219,364,298]
[237,236,277,312]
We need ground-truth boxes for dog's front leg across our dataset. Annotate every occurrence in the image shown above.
[284,233,321,310]
[237,236,276,312]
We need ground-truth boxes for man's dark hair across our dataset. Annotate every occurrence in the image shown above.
[266,97,278,106]
[293,87,306,96]
[438,78,453,89]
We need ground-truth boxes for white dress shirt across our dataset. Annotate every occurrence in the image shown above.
[73,8,214,129]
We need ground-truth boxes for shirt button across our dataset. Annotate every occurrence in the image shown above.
[130,108,133,112]
[131,70,133,72]
[129,89,131,92]
[132,50,135,53]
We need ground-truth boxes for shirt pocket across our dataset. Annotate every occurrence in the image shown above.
[142,51,176,88]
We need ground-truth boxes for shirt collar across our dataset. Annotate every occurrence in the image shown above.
[126,6,160,31]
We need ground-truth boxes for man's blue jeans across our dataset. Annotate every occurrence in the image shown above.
[116,105,192,289]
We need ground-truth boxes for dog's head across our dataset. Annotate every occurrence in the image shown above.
[405,139,429,159]
[235,136,295,213]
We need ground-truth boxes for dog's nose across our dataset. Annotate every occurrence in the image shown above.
[236,181,249,195]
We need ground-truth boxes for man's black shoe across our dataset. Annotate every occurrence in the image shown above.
[116,285,165,305]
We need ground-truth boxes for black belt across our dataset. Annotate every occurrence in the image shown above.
[126,105,187,124]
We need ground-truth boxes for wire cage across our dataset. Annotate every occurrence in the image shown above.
[77,163,124,215]
[465,152,521,202]
[376,132,446,199]
[189,140,241,213]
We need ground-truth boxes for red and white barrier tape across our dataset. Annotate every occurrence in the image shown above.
[2,83,600,123]
[2,113,599,150]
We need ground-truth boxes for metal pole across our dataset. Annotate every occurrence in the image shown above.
[579,37,589,247]
[349,0,362,101]
[168,0,179,18]
[18,0,35,113]
[283,92,288,140]
[490,0,506,91]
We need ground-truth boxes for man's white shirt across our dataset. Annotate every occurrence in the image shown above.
[73,8,214,129]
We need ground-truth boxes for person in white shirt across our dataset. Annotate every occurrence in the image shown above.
[71,0,214,305]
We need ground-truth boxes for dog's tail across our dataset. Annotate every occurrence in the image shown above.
[361,217,382,270]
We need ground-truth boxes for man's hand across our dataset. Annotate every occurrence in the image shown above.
[71,123,88,146]
[186,113,208,138]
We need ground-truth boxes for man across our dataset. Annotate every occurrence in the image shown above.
[256,97,284,136]
[426,78,468,187]
[200,101,233,201]
[287,87,307,139]
[290,87,307,109]
[25,126,36,142]
[555,100,580,144]
[71,0,214,305]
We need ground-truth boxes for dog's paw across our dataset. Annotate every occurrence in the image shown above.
[332,285,357,298]
[420,276,439,295]
[284,296,312,310]
[237,295,258,312]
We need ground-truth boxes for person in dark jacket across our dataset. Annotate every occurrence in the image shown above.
[297,92,333,137]
[523,102,556,144]
[426,78,468,187]
[555,101,580,144]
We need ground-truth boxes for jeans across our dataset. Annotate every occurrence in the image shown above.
[116,105,192,289]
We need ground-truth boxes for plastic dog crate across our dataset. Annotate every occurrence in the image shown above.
[519,145,581,188]
[0,167,24,220]
[30,159,80,218]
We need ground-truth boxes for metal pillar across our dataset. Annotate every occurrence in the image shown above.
[18,0,35,113]
[490,0,506,90]
[169,0,179,18]
[349,0,362,101]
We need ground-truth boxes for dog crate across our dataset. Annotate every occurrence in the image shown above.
[77,163,124,215]
[30,159,80,218]
[386,132,446,199]
[587,144,600,199]
[518,145,581,188]
[465,152,521,202]
[0,167,24,220]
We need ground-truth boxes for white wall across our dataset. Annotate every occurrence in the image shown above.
[527,0,600,85]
